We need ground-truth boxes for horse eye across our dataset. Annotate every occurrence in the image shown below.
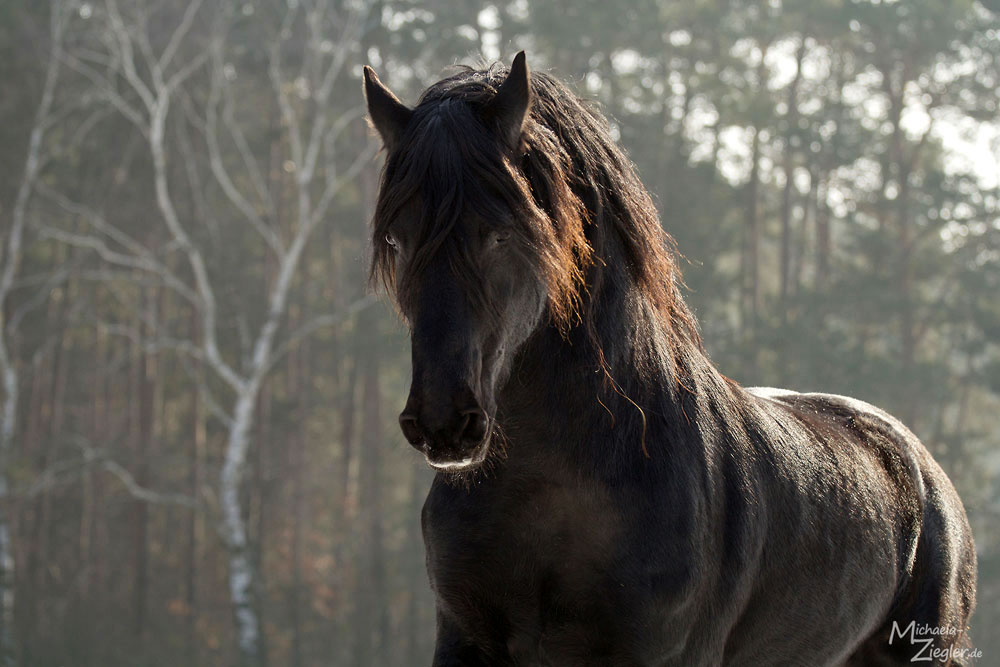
[492,230,511,245]
[385,233,398,248]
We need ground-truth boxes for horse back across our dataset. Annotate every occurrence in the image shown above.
[746,388,977,664]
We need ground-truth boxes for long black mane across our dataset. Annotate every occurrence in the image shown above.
[371,62,703,368]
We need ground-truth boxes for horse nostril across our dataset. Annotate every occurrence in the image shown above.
[399,413,424,448]
[459,408,488,445]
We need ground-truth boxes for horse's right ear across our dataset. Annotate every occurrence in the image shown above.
[484,51,532,151]
[363,66,412,149]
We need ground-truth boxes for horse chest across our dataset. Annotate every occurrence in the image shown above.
[422,474,687,663]
[424,474,620,587]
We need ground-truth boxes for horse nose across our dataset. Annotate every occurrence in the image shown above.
[399,413,424,448]
[398,405,488,454]
[459,408,488,444]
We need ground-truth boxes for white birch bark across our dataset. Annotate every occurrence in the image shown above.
[55,1,375,662]
[0,3,67,663]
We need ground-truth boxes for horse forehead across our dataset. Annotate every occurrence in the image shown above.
[410,98,485,150]
[419,97,479,128]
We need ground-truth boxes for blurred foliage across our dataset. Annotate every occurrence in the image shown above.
[0,0,998,664]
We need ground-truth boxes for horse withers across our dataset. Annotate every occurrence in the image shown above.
[363,53,977,666]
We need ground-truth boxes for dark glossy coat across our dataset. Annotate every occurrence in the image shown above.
[363,54,977,666]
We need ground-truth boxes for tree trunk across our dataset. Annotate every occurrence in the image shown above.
[132,288,156,639]
[289,339,306,667]
[779,38,806,306]
[897,167,916,424]
[186,311,204,666]
[351,347,386,666]
[878,60,920,424]
[815,172,830,289]
[742,123,762,377]
[251,386,270,667]
[221,389,265,667]
[27,279,70,655]
[0,3,65,660]
[330,355,357,662]
[741,42,770,349]
[404,466,430,663]
[815,51,845,292]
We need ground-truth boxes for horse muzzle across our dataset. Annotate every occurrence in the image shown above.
[399,402,491,471]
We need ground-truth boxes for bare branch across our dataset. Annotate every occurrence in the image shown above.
[160,0,205,72]
[39,90,100,133]
[21,452,95,499]
[99,9,249,394]
[300,6,367,186]
[7,263,75,335]
[67,104,115,150]
[1,0,66,327]
[131,6,161,86]
[268,6,304,175]
[221,78,275,213]
[315,3,365,104]
[34,182,200,305]
[104,0,157,113]
[59,51,149,136]
[206,42,283,255]
[311,140,378,227]
[20,437,200,509]
[101,460,201,509]
[263,294,379,376]
[165,50,208,93]
[176,353,235,428]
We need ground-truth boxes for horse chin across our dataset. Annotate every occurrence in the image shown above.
[425,438,491,472]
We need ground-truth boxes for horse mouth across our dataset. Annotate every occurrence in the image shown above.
[423,436,491,472]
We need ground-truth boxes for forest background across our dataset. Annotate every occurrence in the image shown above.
[1,0,998,665]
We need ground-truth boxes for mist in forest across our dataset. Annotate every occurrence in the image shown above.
[0,0,998,665]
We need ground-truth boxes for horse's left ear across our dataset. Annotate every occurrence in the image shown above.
[363,66,413,149]
[485,51,532,151]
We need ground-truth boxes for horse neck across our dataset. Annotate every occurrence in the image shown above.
[499,262,724,468]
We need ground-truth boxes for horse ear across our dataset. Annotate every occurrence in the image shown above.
[363,66,412,149]
[485,51,532,150]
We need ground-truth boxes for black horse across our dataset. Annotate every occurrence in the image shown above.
[363,53,977,666]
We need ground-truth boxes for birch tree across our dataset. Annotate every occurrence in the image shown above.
[50,1,376,662]
[0,2,73,662]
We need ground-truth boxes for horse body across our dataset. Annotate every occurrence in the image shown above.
[362,53,976,665]
[421,319,972,665]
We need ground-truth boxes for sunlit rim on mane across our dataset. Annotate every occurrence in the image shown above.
[369,61,703,352]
